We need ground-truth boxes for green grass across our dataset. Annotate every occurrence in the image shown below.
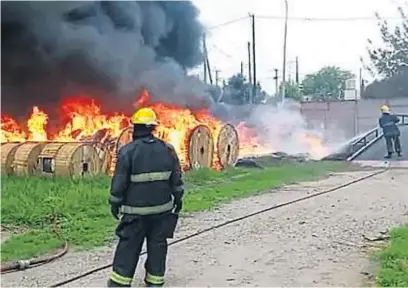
[1,160,346,262]
[376,225,408,287]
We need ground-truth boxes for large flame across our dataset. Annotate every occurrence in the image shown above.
[0,116,27,142]
[0,90,329,168]
[135,90,223,167]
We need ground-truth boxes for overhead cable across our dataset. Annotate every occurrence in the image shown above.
[208,16,250,30]
[257,15,406,22]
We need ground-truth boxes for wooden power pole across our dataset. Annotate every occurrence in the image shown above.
[247,41,252,85]
[203,34,207,84]
[295,56,299,84]
[273,69,279,96]
[251,14,256,104]
[215,69,221,87]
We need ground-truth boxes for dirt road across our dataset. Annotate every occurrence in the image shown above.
[2,169,408,287]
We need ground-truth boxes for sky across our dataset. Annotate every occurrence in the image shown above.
[191,0,407,94]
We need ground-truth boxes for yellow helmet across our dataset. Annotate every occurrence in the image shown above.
[380,105,390,113]
[131,108,158,125]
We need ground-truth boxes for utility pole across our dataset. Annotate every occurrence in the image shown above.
[240,61,244,75]
[251,13,256,104]
[281,0,289,102]
[295,56,299,84]
[215,69,220,87]
[358,67,362,99]
[203,34,207,84]
[247,41,252,104]
[206,55,213,85]
[202,34,213,85]
[273,69,279,96]
[247,41,252,85]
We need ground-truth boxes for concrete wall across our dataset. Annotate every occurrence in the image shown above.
[221,98,408,142]
[300,98,408,138]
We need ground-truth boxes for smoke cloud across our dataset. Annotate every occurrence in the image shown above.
[223,99,349,159]
[1,1,212,116]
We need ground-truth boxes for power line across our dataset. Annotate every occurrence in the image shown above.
[209,44,233,59]
[257,15,406,22]
[207,16,250,30]
[205,14,405,32]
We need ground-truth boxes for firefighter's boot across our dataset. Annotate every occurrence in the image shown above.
[107,279,131,288]
[144,280,164,287]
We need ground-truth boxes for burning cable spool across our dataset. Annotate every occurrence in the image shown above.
[12,142,47,176]
[187,125,214,170]
[90,142,111,175]
[1,142,23,176]
[115,127,132,152]
[216,124,240,168]
[79,129,112,175]
[108,127,133,175]
[52,142,101,177]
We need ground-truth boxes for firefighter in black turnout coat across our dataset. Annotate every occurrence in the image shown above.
[379,105,402,158]
[107,107,184,287]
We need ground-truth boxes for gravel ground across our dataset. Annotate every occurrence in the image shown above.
[2,169,408,287]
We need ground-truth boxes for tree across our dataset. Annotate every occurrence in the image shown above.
[301,66,354,100]
[280,80,301,101]
[362,6,408,99]
[362,68,408,99]
[221,73,267,104]
[366,7,408,78]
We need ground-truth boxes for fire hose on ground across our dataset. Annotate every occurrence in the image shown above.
[1,216,69,274]
[0,168,388,285]
[49,168,388,288]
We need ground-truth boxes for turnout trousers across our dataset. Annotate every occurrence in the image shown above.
[384,135,402,155]
[108,212,177,287]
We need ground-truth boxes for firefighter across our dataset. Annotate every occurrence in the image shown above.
[107,107,184,287]
[378,105,402,159]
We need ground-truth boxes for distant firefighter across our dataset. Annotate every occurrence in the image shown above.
[378,105,402,159]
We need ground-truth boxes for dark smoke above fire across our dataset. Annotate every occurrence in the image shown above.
[1,1,212,116]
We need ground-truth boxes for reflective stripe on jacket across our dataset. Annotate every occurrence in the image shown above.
[109,135,183,215]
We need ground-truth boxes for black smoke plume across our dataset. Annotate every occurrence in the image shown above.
[1,1,211,116]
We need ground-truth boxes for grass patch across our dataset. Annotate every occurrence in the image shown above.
[0,229,61,261]
[376,225,408,287]
[1,160,346,262]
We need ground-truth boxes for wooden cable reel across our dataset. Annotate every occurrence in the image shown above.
[216,124,240,168]
[37,142,65,176]
[115,127,133,153]
[12,142,47,176]
[54,142,101,177]
[1,142,23,175]
[187,125,214,169]
[109,127,132,175]
[90,142,111,174]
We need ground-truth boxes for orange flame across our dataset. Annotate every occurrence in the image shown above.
[0,116,26,142]
[0,90,330,169]
[54,97,128,142]
[136,89,223,167]
[27,106,48,141]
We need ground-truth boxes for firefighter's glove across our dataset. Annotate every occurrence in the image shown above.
[110,204,120,220]
[173,199,183,214]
